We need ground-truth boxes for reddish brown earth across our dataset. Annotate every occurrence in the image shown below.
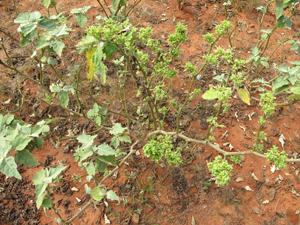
[1,0,300,225]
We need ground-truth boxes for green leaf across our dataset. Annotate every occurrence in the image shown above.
[96,62,107,84]
[291,43,298,50]
[290,66,299,75]
[98,155,116,166]
[79,149,93,162]
[70,6,92,14]
[103,42,118,58]
[277,16,285,28]
[111,136,119,148]
[87,109,95,118]
[237,88,250,105]
[110,123,127,135]
[95,144,116,156]
[118,133,131,143]
[260,60,269,68]
[50,84,61,92]
[47,57,57,65]
[86,162,95,176]
[276,65,289,73]
[26,28,38,42]
[246,55,255,62]
[14,12,41,23]
[252,46,260,56]
[95,158,107,171]
[285,18,292,27]
[15,149,39,167]
[41,56,47,63]
[41,0,51,8]
[95,116,102,126]
[48,166,67,180]
[36,137,44,148]
[202,88,218,100]
[45,118,60,125]
[256,6,266,13]
[0,156,22,179]
[51,40,65,56]
[112,0,120,9]
[107,190,119,201]
[77,134,97,145]
[0,145,12,160]
[57,91,69,108]
[273,76,289,89]
[287,93,300,101]
[77,35,97,53]
[5,115,14,125]
[274,84,290,94]
[99,107,107,115]
[283,0,292,8]
[91,187,106,201]
[33,169,45,185]
[92,47,107,84]
[51,0,57,7]
[261,29,272,34]
[32,123,50,134]
[42,198,53,208]
[14,136,32,151]
[288,76,297,85]
[49,24,70,37]
[35,185,47,208]
[75,13,88,27]
[62,85,74,93]
[291,86,300,94]
[275,2,284,20]
[38,18,57,30]
[290,61,300,66]
[261,33,268,41]
[20,23,36,36]
[36,37,50,49]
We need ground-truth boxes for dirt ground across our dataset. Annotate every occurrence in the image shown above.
[1,0,300,224]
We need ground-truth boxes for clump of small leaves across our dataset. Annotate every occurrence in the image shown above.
[260,92,276,117]
[144,135,182,165]
[207,156,233,186]
[230,155,242,164]
[264,145,287,170]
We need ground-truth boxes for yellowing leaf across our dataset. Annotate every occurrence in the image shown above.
[86,48,96,82]
[237,88,250,105]
[202,87,218,100]
[88,64,95,82]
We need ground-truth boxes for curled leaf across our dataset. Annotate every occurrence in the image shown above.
[237,88,250,105]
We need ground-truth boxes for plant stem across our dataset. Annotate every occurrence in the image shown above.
[49,64,63,82]
[39,49,46,87]
[75,61,87,118]
[96,0,109,18]
[102,0,112,15]
[0,28,20,42]
[125,0,142,18]
[252,115,265,152]
[147,129,300,162]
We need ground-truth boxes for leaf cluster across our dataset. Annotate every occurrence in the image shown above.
[207,155,233,186]
[144,135,182,165]
[0,114,52,179]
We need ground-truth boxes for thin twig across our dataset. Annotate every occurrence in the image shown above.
[147,130,300,162]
